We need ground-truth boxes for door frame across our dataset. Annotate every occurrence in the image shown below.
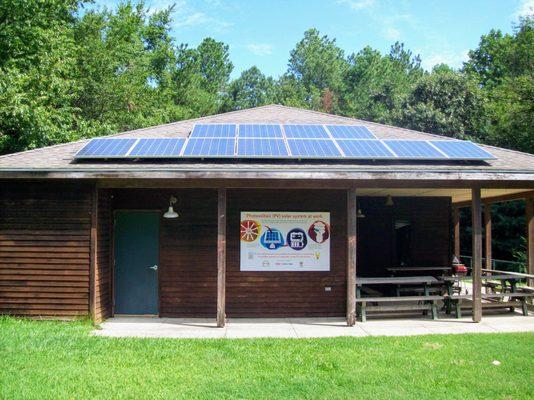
[111,209,162,317]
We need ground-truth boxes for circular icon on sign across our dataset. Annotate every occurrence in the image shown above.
[308,220,330,243]
[286,228,307,251]
[240,220,261,242]
[260,227,284,250]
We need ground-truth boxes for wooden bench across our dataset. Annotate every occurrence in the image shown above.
[355,295,444,322]
[447,293,531,318]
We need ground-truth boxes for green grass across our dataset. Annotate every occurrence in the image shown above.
[0,317,533,400]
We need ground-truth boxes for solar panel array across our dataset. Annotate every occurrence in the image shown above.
[74,124,496,161]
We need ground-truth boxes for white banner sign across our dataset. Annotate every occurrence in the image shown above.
[240,211,331,271]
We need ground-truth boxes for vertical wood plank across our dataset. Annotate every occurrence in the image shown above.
[453,207,460,258]
[471,188,483,322]
[217,188,227,327]
[89,184,98,322]
[346,189,357,326]
[484,204,492,270]
[526,198,534,287]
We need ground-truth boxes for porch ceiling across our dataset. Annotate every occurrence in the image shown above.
[357,188,532,204]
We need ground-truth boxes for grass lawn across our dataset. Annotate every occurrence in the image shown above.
[0,317,533,399]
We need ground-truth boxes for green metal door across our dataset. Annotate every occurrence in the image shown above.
[114,211,159,315]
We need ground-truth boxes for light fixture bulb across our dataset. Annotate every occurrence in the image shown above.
[356,208,365,218]
[163,195,179,219]
[164,206,178,219]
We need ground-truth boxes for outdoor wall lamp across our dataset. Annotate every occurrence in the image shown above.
[163,195,179,219]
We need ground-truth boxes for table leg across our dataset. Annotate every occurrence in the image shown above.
[422,284,429,316]
[446,282,453,314]
[356,286,361,319]
[431,300,438,320]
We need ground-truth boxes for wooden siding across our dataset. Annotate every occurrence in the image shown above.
[0,182,92,317]
[93,189,112,322]
[226,189,348,317]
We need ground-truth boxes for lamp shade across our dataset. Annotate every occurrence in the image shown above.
[163,206,178,219]
[385,195,394,206]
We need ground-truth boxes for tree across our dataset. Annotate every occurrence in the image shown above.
[222,66,275,111]
[340,43,423,124]
[464,16,534,153]
[463,29,514,90]
[400,66,487,139]
[171,38,233,116]
[286,29,347,108]
[72,2,183,132]
[0,0,88,154]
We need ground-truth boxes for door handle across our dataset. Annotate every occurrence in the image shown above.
[149,265,158,271]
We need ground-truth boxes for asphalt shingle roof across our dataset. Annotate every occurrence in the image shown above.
[0,105,533,180]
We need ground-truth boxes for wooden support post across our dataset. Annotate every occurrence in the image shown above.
[453,207,460,258]
[89,184,98,323]
[484,204,492,270]
[217,188,227,328]
[347,189,357,326]
[527,198,534,288]
[471,188,483,323]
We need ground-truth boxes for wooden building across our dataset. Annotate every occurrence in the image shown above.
[0,105,533,326]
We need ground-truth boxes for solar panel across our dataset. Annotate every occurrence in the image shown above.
[430,141,496,160]
[128,138,186,157]
[284,125,330,139]
[287,139,341,157]
[336,140,395,158]
[237,139,288,157]
[189,124,236,138]
[383,140,447,159]
[238,124,283,138]
[182,138,235,157]
[75,138,137,158]
[326,125,376,139]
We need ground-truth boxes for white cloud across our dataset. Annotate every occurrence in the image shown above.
[383,27,400,41]
[171,0,232,32]
[421,49,469,71]
[175,11,209,27]
[513,0,534,18]
[246,43,274,56]
[337,0,375,10]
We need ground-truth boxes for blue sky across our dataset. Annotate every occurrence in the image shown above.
[94,0,533,78]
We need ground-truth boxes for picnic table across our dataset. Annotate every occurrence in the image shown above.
[355,276,441,321]
[440,274,529,316]
[356,276,439,298]
[441,274,523,294]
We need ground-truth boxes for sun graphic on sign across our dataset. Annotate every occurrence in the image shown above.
[240,220,261,242]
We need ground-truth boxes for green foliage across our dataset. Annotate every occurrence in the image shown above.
[286,28,348,110]
[222,66,275,111]
[464,16,534,154]
[340,43,423,124]
[399,67,487,138]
